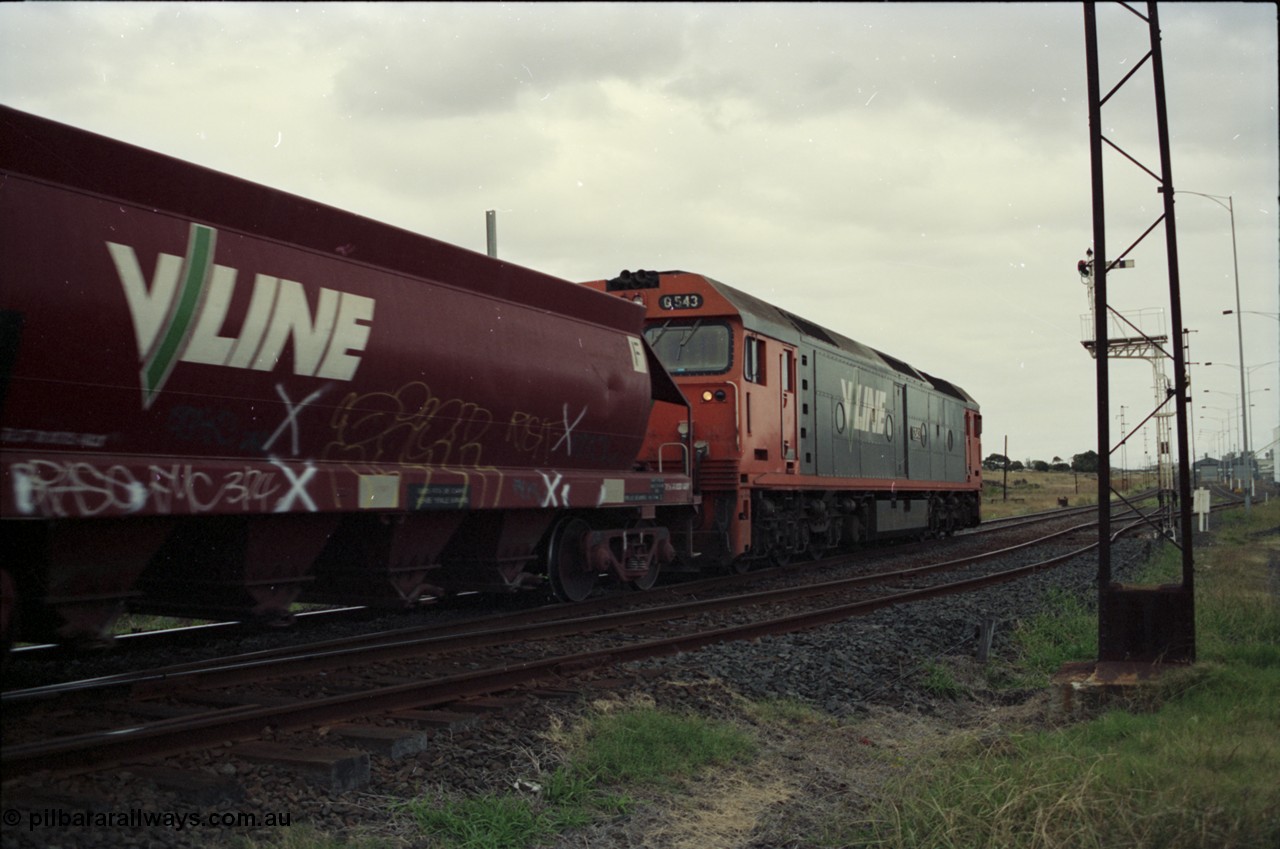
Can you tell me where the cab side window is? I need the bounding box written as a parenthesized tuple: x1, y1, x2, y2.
(744, 337, 765, 384)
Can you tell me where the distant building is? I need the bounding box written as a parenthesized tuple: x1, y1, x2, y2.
(1274, 427, 1280, 484)
(1259, 448, 1275, 485)
(1193, 455, 1222, 486)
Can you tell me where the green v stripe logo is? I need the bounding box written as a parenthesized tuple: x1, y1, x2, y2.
(140, 223, 216, 409)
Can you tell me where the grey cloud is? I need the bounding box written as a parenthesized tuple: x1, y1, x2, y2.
(658, 4, 1086, 139)
(331, 3, 690, 120)
(322, 2, 1086, 140)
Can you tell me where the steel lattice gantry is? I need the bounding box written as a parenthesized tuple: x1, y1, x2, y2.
(1082, 0, 1195, 663)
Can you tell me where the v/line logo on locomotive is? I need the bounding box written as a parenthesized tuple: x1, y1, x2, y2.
(840, 378, 889, 436)
(107, 223, 376, 408)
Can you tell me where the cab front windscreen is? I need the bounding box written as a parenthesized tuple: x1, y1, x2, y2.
(643, 321, 731, 374)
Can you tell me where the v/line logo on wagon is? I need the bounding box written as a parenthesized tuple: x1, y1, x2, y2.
(106, 223, 376, 409)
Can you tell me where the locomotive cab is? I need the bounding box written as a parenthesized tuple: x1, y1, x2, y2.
(586, 271, 789, 565)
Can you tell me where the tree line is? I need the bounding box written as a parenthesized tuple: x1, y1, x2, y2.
(982, 451, 1099, 473)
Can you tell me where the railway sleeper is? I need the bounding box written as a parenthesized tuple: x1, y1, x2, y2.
(231, 741, 370, 793)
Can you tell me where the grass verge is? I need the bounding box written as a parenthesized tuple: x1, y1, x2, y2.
(395, 705, 756, 849)
(859, 500, 1280, 849)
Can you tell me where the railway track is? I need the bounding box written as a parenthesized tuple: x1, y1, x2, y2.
(2, 499, 1142, 677)
(1, 510, 1139, 780)
(2, 503, 1132, 698)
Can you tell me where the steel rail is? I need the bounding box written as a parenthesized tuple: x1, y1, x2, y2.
(4, 517, 1102, 704)
(4, 501, 1128, 674)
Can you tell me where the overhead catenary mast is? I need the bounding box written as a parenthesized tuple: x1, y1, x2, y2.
(1080, 0, 1194, 665)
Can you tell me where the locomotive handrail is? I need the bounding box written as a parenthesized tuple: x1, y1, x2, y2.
(723, 380, 741, 453)
(657, 442, 691, 477)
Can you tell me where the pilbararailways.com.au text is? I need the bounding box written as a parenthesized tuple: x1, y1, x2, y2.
(5, 807, 293, 832)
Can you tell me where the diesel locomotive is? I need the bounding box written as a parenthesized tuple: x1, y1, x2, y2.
(0, 105, 979, 650)
(585, 270, 982, 571)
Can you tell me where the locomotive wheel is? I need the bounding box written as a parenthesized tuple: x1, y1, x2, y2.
(807, 533, 830, 561)
(928, 497, 944, 538)
(546, 517, 596, 603)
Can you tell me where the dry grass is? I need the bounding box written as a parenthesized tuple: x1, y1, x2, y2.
(982, 469, 1101, 519)
(644, 771, 795, 849)
(978, 467, 1191, 520)
(858, 500, 1280, 849)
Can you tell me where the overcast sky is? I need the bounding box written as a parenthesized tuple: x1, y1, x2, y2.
(2, 2, 1276, 467)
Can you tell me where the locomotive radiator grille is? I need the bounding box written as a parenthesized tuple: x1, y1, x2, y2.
(697, 459, 741, 491)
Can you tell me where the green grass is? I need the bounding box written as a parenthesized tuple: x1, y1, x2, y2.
(919, 661, 966, 700)
(858, 500, 1280, 849)
(1010, 587, 1099, 678)
(398, 769, 628, 849)
(395, 707, 755, 849)
(575, 706, 757, 784)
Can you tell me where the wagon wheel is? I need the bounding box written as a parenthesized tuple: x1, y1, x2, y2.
(546, 517, 596, 602)
(628, 520, 661, 591)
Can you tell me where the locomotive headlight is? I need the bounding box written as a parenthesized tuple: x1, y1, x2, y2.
(714, 389, 726, 402)
(677, 420, 689, 436)
(702, 390, 714, 402)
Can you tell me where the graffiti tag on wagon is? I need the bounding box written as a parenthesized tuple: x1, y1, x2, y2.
(323, 382, 494, 469)
(8, 459, 316, 517)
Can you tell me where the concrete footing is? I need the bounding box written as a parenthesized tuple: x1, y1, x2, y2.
(1051, 660, 1184, 721)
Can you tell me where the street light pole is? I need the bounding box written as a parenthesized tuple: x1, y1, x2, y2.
(1223, 317, 1280, 481)
(1205, 360, 1276, 497)
(1179, 190, 1251, 513)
